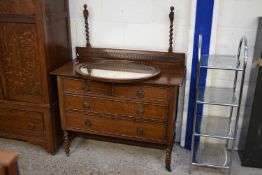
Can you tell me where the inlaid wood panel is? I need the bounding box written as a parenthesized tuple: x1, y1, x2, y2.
(64, 95, 168, 121)
(0, 107, 45, 138)
(0, 0, 35, 16)
(65, 111, 166, 143)
(0, 23, 43, 103)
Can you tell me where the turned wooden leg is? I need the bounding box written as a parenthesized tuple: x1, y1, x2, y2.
(165, 148, 172, 172)
(64, 131, 70, 156)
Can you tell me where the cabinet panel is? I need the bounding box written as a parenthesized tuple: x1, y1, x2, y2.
(0, 23, 43, 103)
(0, 79, 3, 99)
(0, 0, 35, 16)
(44, 0, 67, 15)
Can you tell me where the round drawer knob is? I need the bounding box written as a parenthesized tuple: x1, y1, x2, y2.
(136, 108, 144, 116)
(136, 127, 144, 135)
(83, 101, 90, 109)
(83, 82, 89, 92)
(136, 90, 144, 98)
(27, 123, 35, 130)
(84, 119, 92, 128)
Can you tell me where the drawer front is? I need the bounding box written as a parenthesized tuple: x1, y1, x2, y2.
(0, 108, 45, 137)
(64, 95, 168, 121)
(113, 85, 168, 102)
(0, 0, 35, 16)
(63, 78, 111, 96)
(65, 112, 166, 143)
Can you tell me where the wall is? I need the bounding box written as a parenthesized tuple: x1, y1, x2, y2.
(69, 0, 192, 57)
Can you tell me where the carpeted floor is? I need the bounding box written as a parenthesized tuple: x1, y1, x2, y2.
(0, 137, 261, 175)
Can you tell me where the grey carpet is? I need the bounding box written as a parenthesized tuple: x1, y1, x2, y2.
(0, 137, 261, 175)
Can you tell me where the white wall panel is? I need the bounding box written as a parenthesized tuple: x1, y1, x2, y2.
(69, 0, 192, 58)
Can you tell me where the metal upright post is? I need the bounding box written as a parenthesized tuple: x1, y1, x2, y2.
(190, 34, 202, 174)
(228, 37, 248, 175)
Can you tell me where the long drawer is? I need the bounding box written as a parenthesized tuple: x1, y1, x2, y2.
(0, 107, 45, 137)
(64, 94, 168, 121)
(65, 112, 166, 143)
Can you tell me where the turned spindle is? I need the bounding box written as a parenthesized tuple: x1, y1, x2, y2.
(168, 6, 174, 53)
(83, 4, 91, 47)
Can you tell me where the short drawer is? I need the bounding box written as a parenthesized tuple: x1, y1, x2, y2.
(0, 0, 35, 16)
(0, 108, 45, 137)
(113, 85, 168, 102)
(64, 95, 168, 121)
(65, 112, 166, 143)
(63, 78, 111, 96)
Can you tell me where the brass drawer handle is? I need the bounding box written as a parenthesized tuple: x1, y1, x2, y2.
(136, 108, 144, 116)
(27, 123, 35, 130)
(136, 127, 144, 136)
(83, 82, 89, 92)
(84, 119, 92, 128)
(83, 101, 90, 109)
(136, 90, 144, 98)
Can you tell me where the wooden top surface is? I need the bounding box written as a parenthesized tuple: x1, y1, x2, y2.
(0, 151, 19, 166)
(52, 60, 186, 87)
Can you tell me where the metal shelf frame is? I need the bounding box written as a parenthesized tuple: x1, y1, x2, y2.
(190, 35, 248, 174)
(195, 115, 234, 139)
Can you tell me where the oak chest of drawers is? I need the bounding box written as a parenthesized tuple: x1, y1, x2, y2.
(52, 4, 185, 171)
(52, 47, 185, 171)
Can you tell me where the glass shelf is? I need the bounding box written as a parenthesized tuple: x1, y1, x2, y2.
(192, 139, 231, 169)
(197, 87, 239, 107)
(195, 115, 234, 139)
(200, 55, 244, 71)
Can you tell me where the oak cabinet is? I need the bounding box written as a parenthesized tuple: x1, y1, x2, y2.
(0, 0, 72, 153)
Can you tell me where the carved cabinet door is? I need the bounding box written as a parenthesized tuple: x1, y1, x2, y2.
(0, 23, 43, 103)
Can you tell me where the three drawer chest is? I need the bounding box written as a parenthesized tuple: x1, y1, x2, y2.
(51, 5, 185, 171)
(52, 47, 185, 171)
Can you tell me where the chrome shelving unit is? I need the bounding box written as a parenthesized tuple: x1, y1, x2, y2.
(190, 35, 248, 174)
